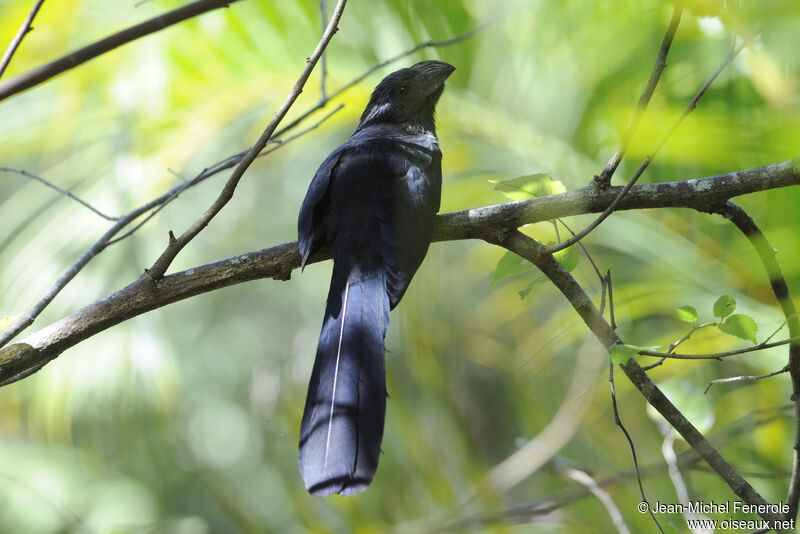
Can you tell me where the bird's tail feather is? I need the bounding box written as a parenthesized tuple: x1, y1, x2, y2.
(298, 265, 390, 496)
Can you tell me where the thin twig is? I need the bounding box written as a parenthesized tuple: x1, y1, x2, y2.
(547, 41, 746, 254)
(145, 0, 348, 280)
(0, 166, 117, 221)
(705, 366, 789, 394)
(105, 104, 346, 247)
(642, 322, 717, 371)
(0, 0, 46, 79)
(636, 336, 800, 360)
(763, 312, 799, 345)
(319, 0, 328, 101)
(607, 270, 617, 331)
(609, 363, 664, 532)
(557, 219, 602, 279)
(596, 1, 684, 186)
(0, 0, 241, 101)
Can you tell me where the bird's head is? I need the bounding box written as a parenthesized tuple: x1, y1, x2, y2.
(357, 60, 455, 133)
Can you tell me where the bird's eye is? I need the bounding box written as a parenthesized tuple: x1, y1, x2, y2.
(398, 85, 409, 96)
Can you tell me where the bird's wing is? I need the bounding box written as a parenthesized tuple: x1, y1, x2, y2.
(298, 148, 344, 268)
(376, 140, 441, 308)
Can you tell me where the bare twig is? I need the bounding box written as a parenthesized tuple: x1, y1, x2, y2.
(0, 104, 344, 350)
(105, 104, 346, 247)
(0, 0, 241, 101)
(0, 166, 117, 220)
(0, 0, 46, 79)
(547, 41, 746, 254)
(705, 366, 789, 394)
(609, 363, 663, 532)
(596, 1, 684, 186)
(319, 0, 328, 101)
(763, 312, 799, 345)
(636, 336, 800, 360)
(642, 322, 718, 371)
(144, 0, 348, 280)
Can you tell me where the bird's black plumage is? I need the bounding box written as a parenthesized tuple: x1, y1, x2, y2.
(297, 60, 454, 496)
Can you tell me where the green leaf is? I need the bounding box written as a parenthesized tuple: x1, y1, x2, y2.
(492, 251, 534, 286)
(673, 305, 698, 323)
(490, 173, 567, 201)
(610, 344, 643, 364)
(554, 245, 579, 272)
(713, 295, 736, 318)
(518, 277, 547, 299)
(718, 314, 758, 344)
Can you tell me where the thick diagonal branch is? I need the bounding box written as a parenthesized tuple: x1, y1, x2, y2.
(496, 230, 779, 524)
(715, 202, 800, 520)
(1, 159, 797, 384)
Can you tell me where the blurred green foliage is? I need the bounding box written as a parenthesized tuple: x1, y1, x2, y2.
(0, 0, 799, 532)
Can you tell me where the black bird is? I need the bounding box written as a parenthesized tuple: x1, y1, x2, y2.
(297, 60, 454, 496)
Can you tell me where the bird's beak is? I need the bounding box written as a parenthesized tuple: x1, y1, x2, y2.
(412, 60, 455, 96)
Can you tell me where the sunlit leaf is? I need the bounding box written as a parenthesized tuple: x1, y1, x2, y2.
(673, 305, 698, 323)
(610, 344, 643, 364)
(718, 314, 758, 344)
(554, 245, 579, 272)
(491, 251, 534, 286)
(713, 295, 736, 318)
(518, 277, 546, 299)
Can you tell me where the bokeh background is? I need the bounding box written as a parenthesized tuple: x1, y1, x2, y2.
(1, 0, 799, 532)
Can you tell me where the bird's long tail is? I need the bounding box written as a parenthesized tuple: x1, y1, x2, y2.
(298, 263, 390, 496)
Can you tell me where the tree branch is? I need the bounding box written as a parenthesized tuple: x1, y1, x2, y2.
(2, 159, 798, 383)
(0, 0, 241, 101)
(714, 201, 800, 520)
(144, 0, 348, 280)
(497, 231, 779, 524)
(705, 366, 789, 394)
(548, 40, 746, 254)
(636, 336, 800, 361)
(0, 166, 116, 220)
(0, 0, 46, 79)
(596, 0, 684, 185)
